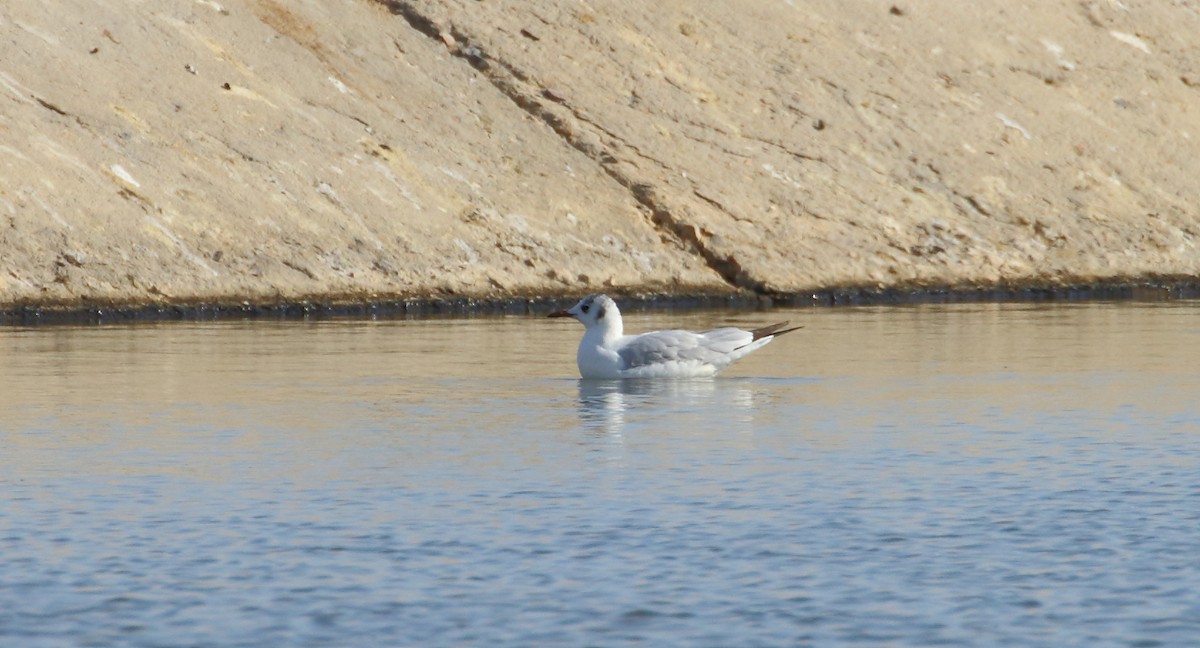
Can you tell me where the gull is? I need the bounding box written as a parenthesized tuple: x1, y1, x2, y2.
(548, 294, 801, 379)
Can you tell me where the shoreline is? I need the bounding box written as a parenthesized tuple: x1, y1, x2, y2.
(4, 280, 1198, 326)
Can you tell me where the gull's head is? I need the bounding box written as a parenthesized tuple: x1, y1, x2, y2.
(548, 293, 620, 330)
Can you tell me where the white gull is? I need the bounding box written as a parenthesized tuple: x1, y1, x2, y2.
(548, 294, 801, 379)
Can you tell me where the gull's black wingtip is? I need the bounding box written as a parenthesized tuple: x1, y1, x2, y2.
(750, 321, 804, 341)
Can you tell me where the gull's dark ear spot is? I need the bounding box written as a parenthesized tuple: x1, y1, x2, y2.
(596, 305, 607, 320)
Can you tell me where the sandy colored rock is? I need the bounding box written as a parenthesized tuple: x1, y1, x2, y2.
(0, 0, 724, 308)
(420, 0, 1200, 292)
(3, 0, 1200, 312)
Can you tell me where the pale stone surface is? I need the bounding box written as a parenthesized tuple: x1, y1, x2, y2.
(3, 0, 1200, 310)
(0, 0, 724, 307)
(418, 0, 1200, 292)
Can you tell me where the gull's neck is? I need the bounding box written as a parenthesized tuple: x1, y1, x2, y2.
(584, 310, 624, 346)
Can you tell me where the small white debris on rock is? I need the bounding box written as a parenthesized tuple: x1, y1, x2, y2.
(328, 76, 352, 94)
(110, 164, 140, 188)
(1109, 31, 1150, 54)
(995, 113, 1033, 140)
(1040, 39, 1076, 70)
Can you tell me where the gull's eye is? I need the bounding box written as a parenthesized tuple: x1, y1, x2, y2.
(580, 304, 590, 313)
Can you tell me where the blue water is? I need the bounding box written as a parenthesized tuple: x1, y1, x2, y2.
(2, 302, 1199, 646)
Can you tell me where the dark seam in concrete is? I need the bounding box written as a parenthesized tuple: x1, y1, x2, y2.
(374, 0, 764, 292)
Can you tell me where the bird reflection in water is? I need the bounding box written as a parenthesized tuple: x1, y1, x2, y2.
(576, 378, 758, 438)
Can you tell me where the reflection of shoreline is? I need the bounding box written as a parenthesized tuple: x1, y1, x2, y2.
(576, 378, 757, 437)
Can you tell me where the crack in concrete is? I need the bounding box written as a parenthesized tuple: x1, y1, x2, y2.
(374, 0, 763, 292)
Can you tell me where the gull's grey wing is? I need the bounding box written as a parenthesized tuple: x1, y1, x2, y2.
(697, 327, 756, 352)
(617, 328, 753, 369)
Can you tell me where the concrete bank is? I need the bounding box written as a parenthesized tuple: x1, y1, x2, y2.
(3, 1, 1200, 321)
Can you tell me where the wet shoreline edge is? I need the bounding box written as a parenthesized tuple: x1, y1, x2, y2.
(4, 280, 1199, 326)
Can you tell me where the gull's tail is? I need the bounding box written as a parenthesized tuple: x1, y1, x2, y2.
(749, 321, 804, 342)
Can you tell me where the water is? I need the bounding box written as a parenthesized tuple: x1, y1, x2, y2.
(2, 302, 1199, 647)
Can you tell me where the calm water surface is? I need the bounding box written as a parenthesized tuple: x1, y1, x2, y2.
(2, 302, 1200, 646)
